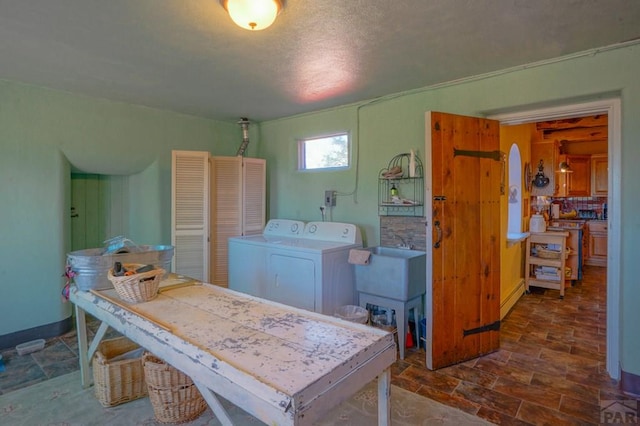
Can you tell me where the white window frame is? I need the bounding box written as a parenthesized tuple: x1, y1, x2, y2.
(297, 132, 350, 171)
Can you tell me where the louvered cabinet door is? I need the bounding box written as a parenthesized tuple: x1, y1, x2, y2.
(210, 156, 242, 287)
(172, 150, 209, 281)
(242, 158, 266, 236)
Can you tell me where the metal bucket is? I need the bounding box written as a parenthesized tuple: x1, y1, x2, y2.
(67, 245, 174, 291)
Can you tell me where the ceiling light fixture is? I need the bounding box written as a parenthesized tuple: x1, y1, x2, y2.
(221, 0, 283, 31)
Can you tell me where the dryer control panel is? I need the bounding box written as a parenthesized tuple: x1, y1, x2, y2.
(303, 222, 362, 244)
(263, 219, 305, 237)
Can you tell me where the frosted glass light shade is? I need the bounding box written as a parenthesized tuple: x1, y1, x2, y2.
(222, 0, 282, 31)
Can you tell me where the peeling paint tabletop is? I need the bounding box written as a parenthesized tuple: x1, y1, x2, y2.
(70, 276, 396, 425)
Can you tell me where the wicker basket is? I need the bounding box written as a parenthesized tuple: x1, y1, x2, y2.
(93, 337, 147, 407)
(142, 352, 207, 423)
(536, 247, 571, 259)
(536, 248, 561, 259)
(107, 263, 165, 303)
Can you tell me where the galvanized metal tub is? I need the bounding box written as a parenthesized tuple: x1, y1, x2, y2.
(67, 245, 174, 291)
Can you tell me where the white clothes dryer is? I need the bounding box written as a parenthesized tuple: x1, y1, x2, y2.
(228, 220, 362, 315)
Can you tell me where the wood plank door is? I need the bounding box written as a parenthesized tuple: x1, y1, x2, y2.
(424, 111, 502, 370)
(70, 173, 108, 251)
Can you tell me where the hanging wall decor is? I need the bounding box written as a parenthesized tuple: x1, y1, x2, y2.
(532, 159, 550, 188)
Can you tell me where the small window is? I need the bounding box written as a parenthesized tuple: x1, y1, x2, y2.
(298, 133, 349, 171)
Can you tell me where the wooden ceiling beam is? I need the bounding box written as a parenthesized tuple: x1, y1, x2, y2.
(542, 125, 608, 142)
(536, 114, 608, 130)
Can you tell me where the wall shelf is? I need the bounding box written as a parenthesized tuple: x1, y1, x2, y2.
(378, 153, 424, 217)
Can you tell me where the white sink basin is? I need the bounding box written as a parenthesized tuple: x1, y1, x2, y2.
(354, 246, 426, 301)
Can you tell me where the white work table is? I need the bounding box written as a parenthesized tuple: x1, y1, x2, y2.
(70, 276, 396, 425)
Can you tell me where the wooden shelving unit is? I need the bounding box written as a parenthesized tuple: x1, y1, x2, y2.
(525, 231, 569, 299)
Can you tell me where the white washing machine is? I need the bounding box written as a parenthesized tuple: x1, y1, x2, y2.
(228, 220, 363, 315)
(228, 219, 305, 297)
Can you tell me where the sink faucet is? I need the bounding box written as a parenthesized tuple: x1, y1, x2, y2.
(394, 234, 413, 249)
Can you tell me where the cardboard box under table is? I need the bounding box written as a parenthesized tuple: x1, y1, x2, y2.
(70, 276, 396, 425)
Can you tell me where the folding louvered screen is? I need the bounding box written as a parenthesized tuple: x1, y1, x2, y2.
(209, 156, 266, 287)
(242, 158, 266, 236)
(172, 151, 266, 286)
(171, 151, 209, 281)
(210, 156, 242, 287)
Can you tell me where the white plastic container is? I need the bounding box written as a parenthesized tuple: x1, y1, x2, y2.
(530, 214, 547, 233)
(16, 338, 45, 355)
(334, 305, 368, 324)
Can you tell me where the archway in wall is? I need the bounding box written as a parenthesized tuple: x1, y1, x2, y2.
(71, 173, 129, 251)
(507, 144, 523, 237)
(490, 98, 620, 379)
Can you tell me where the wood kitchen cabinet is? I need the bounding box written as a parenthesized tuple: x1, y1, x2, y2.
(591, 154, 608, 196)
(557, 154, 591, 196)
(586, 220, 608, 266)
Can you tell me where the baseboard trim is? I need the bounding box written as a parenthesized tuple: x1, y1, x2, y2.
(0, 316, 73, 350)
(500, 279, 525, 319)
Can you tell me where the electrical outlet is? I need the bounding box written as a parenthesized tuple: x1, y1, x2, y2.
(324, 190, 336, 207)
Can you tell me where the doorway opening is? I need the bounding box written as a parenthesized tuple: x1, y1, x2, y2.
(70, 173, 130, 252)
(490, 97, 620, 379)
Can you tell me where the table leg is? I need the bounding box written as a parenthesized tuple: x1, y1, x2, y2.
(193, 380, 234, 426)
(75, 304, 91, 388)
(377, 368, 391, 426)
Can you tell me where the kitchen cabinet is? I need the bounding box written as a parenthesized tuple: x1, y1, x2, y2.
(586, 220, 608, 266)
(557, 154, 591, 196)
(591, 154, 608, 196)
(525, 231, 569, 299)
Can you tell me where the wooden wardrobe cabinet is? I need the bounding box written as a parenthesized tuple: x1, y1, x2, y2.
(172, 151, 266, 285)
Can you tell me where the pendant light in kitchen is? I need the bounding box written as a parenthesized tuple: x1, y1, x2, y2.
(559, 161, 573, 173)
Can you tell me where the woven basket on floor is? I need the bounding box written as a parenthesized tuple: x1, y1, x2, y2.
(93, 337, 147, 407)
(142, 352, 207, 424)
(107, 263, 165, 303)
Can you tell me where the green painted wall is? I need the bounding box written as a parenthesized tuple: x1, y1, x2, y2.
(2, 43, 639, 381)
(258, 44, 640, 377)
(0, 80, 252, 338)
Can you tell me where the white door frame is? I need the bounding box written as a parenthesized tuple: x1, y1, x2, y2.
(489, 98, 621, 380)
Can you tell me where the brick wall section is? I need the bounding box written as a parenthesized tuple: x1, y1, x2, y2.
(380, 216, 427, 251)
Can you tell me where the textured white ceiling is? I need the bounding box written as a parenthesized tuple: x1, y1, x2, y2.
(1, 0, 639, 122)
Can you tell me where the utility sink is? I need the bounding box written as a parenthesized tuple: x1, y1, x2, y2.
(354, 246, 426, 302)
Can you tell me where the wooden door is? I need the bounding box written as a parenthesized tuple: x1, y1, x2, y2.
(425, 111, 501, 370)
(172, 150, 209, 281)
(70, 174, 108, 251)
(209, 156, 266, 287)
(210, 156, 242, 287)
